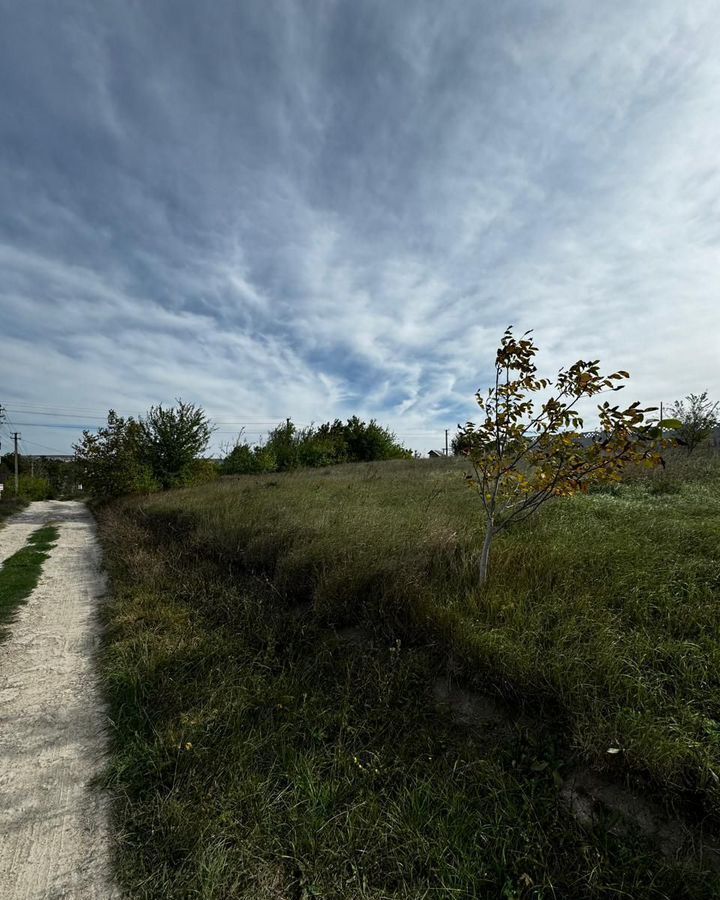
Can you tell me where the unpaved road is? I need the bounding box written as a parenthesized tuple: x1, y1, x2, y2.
(0, 501, 119, 899)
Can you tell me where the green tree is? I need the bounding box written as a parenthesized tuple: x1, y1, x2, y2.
(221, 441, 261, 475)
(74, 411, 156, 500)
(342, 416, 411, 462)
(460, 328, 664, 585)
(450, 431, 475, 456)
(221, 417, 411, 476)
(140, 400, 214, 489)
(264, 421, 300, 472)
(667, 392, 718, 454)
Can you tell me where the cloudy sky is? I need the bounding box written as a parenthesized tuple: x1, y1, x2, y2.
(1, 0, 719, 456)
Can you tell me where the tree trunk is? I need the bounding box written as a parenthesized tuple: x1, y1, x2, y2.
(479, 520, 494, 586)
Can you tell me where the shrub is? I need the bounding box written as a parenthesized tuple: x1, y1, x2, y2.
(17, 475, 53, 501)
(221, 417, 412, 475)
(668, 392, 718, 454)
(182, 459, 220, 486)
(74, 412, 159, 501)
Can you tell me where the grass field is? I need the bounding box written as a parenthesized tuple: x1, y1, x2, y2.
(97, 449, 720, 897)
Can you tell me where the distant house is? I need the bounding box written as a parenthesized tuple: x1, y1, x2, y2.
(428, 450, 446, 458)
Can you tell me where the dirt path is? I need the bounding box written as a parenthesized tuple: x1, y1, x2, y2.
(0, 501, 120, 899)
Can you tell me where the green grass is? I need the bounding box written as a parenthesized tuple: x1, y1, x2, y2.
(0, 524, 59, 636)
(124, 450, 720, 805)
(98, 503, 719, 898)
(96, 448, 720, 897)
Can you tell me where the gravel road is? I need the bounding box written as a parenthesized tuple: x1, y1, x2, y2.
(0, 500, 119, 899)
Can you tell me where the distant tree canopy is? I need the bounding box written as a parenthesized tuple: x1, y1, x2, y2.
(74, 400, 215, 499)
(221, 417, 411, 475)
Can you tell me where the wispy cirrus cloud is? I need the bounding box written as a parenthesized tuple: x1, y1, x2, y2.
(0, 0, 718, 454)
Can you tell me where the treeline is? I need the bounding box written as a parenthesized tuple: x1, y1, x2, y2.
(73, 402, 411, 499)
(222, 417, 411, 475)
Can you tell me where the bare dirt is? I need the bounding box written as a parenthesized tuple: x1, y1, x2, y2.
(0, 501, 120, 899)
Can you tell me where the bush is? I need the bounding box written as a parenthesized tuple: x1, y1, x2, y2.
(17, 475, 53, 501)
(182, 459, 220, 486)
(221, 442, 267, 475)
(74, 411, 159, 500)
(140, 400, 214, 489)
(221, 417, 412, 475)
(74, 401, 214, 500)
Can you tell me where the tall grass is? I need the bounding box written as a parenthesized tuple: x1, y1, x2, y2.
(97, 485, 720, 898)
(126, 450, 720, 811)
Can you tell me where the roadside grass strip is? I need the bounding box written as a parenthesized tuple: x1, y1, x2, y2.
(0, 525, 59, 638)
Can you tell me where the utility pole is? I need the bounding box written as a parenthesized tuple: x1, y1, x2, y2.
(445, 429, 449, 456)
(12, 432, 20, 496)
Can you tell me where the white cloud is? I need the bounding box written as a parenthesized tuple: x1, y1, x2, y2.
(1, 0, 719, 455)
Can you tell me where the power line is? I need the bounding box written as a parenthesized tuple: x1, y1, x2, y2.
(6, 409, 109, 420)
(4, 407, 444, 431)
(7, 422, 101, 429)
(6, 409, 298, 424)
(16, 436, 69, 454)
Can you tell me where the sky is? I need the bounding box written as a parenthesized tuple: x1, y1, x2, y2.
(1, 0, 719, 457)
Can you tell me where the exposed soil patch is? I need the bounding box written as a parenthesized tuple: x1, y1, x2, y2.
(561, 769, 720, 871)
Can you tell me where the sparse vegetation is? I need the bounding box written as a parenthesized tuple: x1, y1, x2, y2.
(97, 447, 720, 897)
(0, 497, 27, 522)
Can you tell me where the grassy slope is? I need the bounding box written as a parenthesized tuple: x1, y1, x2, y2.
(98, 499, 718, 898)
(0, 525, 59, 637)
(129, 451, 720, 805)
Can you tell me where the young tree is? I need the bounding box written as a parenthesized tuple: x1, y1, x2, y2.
(667, 392, 718, 454)
(140, 399, 214, 488)
(460, 328, 665, 585)
(74, 411, 156, 500)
